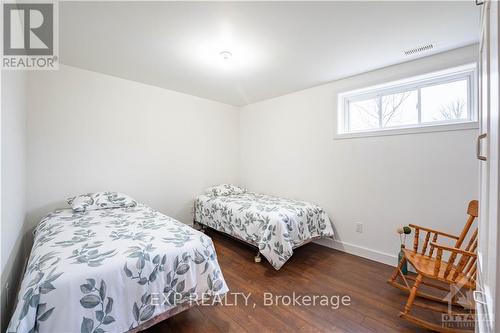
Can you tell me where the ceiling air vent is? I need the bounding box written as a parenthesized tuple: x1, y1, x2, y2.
(403, 43, 434, 56)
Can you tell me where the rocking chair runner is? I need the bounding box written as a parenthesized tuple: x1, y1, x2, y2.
(388, 200, 478, 333)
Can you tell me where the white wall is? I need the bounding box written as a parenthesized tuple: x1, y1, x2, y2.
(26, 65, 239, 228)
(239, 45, 479, 264)
(7, 45, 480, 289)
(1, 70, 28, 331)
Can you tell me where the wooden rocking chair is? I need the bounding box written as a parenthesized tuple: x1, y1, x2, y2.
(388, 200, 478, 332)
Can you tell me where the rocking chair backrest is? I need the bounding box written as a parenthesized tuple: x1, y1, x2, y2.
(455, 200, 478, 242)
(453, 228, 478, 282)
(443, 200, 478, 282)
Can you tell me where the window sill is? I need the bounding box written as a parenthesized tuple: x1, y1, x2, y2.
(334, 121, 479, 140)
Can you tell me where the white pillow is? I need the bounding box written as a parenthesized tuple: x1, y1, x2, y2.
(205, 184, 246, 197)
(67, 192, 137, 212)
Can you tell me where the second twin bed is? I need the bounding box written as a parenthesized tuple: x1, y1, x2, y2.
(194, 185, 334, 270)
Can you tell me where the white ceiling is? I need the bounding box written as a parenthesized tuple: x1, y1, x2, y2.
(60, 1, 480, 106)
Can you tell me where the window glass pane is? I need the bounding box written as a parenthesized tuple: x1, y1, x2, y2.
(348, 98, 379, 131)
(421, 79, 468, 123)
(381, 90, 418, 128)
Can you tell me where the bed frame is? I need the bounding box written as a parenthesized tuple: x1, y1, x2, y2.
(193, 220, 322, 264)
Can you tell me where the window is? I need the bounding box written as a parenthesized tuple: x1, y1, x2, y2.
(336, 64, 477, 138)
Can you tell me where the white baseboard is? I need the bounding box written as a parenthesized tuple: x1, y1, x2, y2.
(314, 238, 398, 267)
(196, 221, 400, 268)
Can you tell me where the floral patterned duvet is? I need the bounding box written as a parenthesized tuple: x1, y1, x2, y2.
(194, 192, 334, 270)
(7, 205, 228, 333)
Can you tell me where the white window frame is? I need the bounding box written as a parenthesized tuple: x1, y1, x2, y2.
(335, 63, 478, 139)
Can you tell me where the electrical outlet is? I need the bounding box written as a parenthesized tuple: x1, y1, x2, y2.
(356, 223, 363, 233)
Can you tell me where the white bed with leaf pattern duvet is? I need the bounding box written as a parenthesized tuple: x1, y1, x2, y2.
(7, 192, 228, 333)
(194, 185, 334, 270)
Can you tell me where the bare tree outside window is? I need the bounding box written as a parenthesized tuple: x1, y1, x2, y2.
(437, 98, 466, 121)
(349, 91, 415, 130)
(350, 99, 379, 130)
(340, 65, 475, 135)
(381, 91, 414, 126)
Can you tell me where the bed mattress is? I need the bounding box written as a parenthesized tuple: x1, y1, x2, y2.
(7, 204, 228, 333)
(194, 192, 334, 270)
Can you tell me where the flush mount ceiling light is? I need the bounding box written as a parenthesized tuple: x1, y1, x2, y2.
(188, 23, 261, 72)
(219, 50, 232, 61)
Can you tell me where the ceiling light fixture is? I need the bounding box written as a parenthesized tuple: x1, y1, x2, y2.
(219, 50, 232, 62)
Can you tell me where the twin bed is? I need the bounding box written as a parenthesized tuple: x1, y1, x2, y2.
(194, 185, 334, 270)
(7, 196, 228, 333)
(8, 187, 334, 332)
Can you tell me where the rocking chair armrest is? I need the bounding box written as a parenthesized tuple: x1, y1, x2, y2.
(429, 242, 476, 258)
(408, 224, 459, 240)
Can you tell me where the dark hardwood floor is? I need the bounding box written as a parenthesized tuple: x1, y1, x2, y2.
(146, 230, 431, 333)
